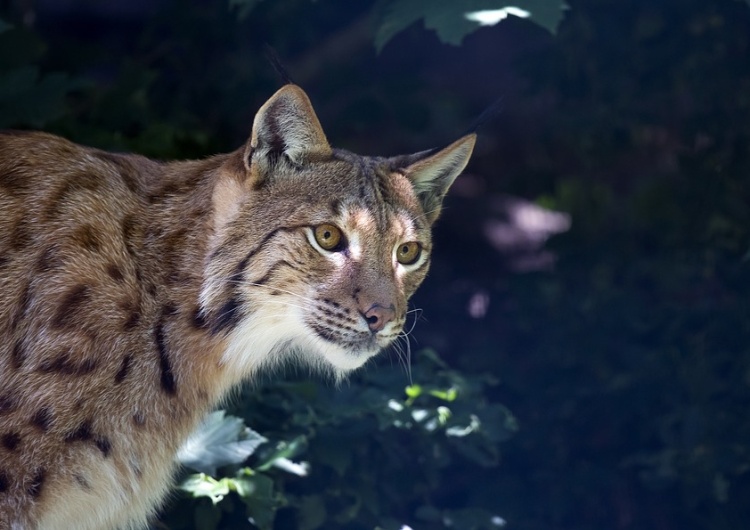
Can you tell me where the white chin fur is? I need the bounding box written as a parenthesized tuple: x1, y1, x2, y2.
(220, 304, 379, 385)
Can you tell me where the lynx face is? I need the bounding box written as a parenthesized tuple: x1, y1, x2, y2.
(207, 155, 437, 376)
(202, 86, 475, 378)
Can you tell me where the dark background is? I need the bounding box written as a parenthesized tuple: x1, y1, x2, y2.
(1, 0, 749, 529)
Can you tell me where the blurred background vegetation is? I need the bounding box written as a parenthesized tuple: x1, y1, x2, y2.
(1, 0, 749, 528)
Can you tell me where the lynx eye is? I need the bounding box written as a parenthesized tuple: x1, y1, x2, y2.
(396, 241, 422, 265)
(314, 223, 345, 251)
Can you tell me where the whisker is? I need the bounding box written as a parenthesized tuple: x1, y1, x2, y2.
(395, 332, 413, 384)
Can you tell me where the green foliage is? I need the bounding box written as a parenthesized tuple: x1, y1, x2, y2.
(0, 21, 81, 128)
(164, 350, 513, 529)
(374, 0, 567, 50)
(228, 0, 568, 51)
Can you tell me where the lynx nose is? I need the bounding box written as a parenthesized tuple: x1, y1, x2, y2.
(363, 303, 396, 333)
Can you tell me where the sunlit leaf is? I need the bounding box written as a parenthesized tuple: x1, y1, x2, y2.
(255, 435, 307, 472)
(429, 387, 458, 401)
(180, 474, 231, 504)
(177, 410, 267, 475)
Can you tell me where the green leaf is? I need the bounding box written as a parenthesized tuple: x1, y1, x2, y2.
(238, 473, 279, 529)
(429, 387, 458, 401)
(255, 435, 307, 472)
(375, 0, 568, 51)
(180, 474, 231, 504)
(405, 384, 423, 399)
(177, 410, 267, 475)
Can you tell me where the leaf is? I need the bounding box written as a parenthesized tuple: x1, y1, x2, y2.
(238, 473, 279, 529)
(375, 0, 568, 52)
(255, 435, 308, 472)
(180, 474, 231, 504)
(476, 404, 519, 443)
(177, 410, 267, 475)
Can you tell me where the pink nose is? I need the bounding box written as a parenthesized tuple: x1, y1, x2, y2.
(363, 304, 396, 332)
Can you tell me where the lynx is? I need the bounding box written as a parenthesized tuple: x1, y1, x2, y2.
(0, 84, 475, 529)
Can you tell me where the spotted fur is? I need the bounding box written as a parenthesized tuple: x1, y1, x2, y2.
(0, 85, 474, 529)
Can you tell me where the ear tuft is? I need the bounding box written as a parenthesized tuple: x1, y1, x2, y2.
(400, 134, 476, 224)
(247, 85, 331, 175)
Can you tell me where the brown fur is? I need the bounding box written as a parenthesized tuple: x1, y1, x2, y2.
(0, 85, 474, 529)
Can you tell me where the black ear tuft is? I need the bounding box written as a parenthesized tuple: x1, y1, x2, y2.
(264, 45, 295, 86)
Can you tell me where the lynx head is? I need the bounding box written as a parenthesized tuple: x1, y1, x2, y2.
(203, 85, 475, 380)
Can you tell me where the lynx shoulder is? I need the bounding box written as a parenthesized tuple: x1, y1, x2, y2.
(0, 84, 474, 529)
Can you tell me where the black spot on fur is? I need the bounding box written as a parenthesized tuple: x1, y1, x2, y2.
(28, 469, 45, 498)
(0, 394, 17, 415)
(64, 421, 92, 443)
(0, 166, 31, 194)
(38, 351, 97, 376)
(190, 307, 208, 330)
(0, 471, 8, 492)
(114, 354, 132, 384)
(106, 263, 125, 282)
(1, 432, 21, 451)
(123, 310, 141, 331)
(53, 285, 91, 328)
(37, 245, 63, 272)
(8, 218, 28, 248)
(154, 321, 176, 395)
(10, 217, 32, 250)
(31, 407, 52, 431)
(65, 421, 112, 457)
(210, 296, 244, 335)
(72, 224, 103, 251)
(10, 283, 31, 332)
(11, 340, 26, 370)
(95, 437, 112, 457)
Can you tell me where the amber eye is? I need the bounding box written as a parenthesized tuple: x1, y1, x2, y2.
(396, 241, 422, 265)
(314, 224, 345, 251)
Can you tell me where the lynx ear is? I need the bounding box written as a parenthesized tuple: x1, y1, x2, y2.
(246, 84, 331, 177)
(400, 134, 476, 224)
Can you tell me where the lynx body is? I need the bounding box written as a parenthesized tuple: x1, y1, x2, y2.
(0, 85, 474, 529)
